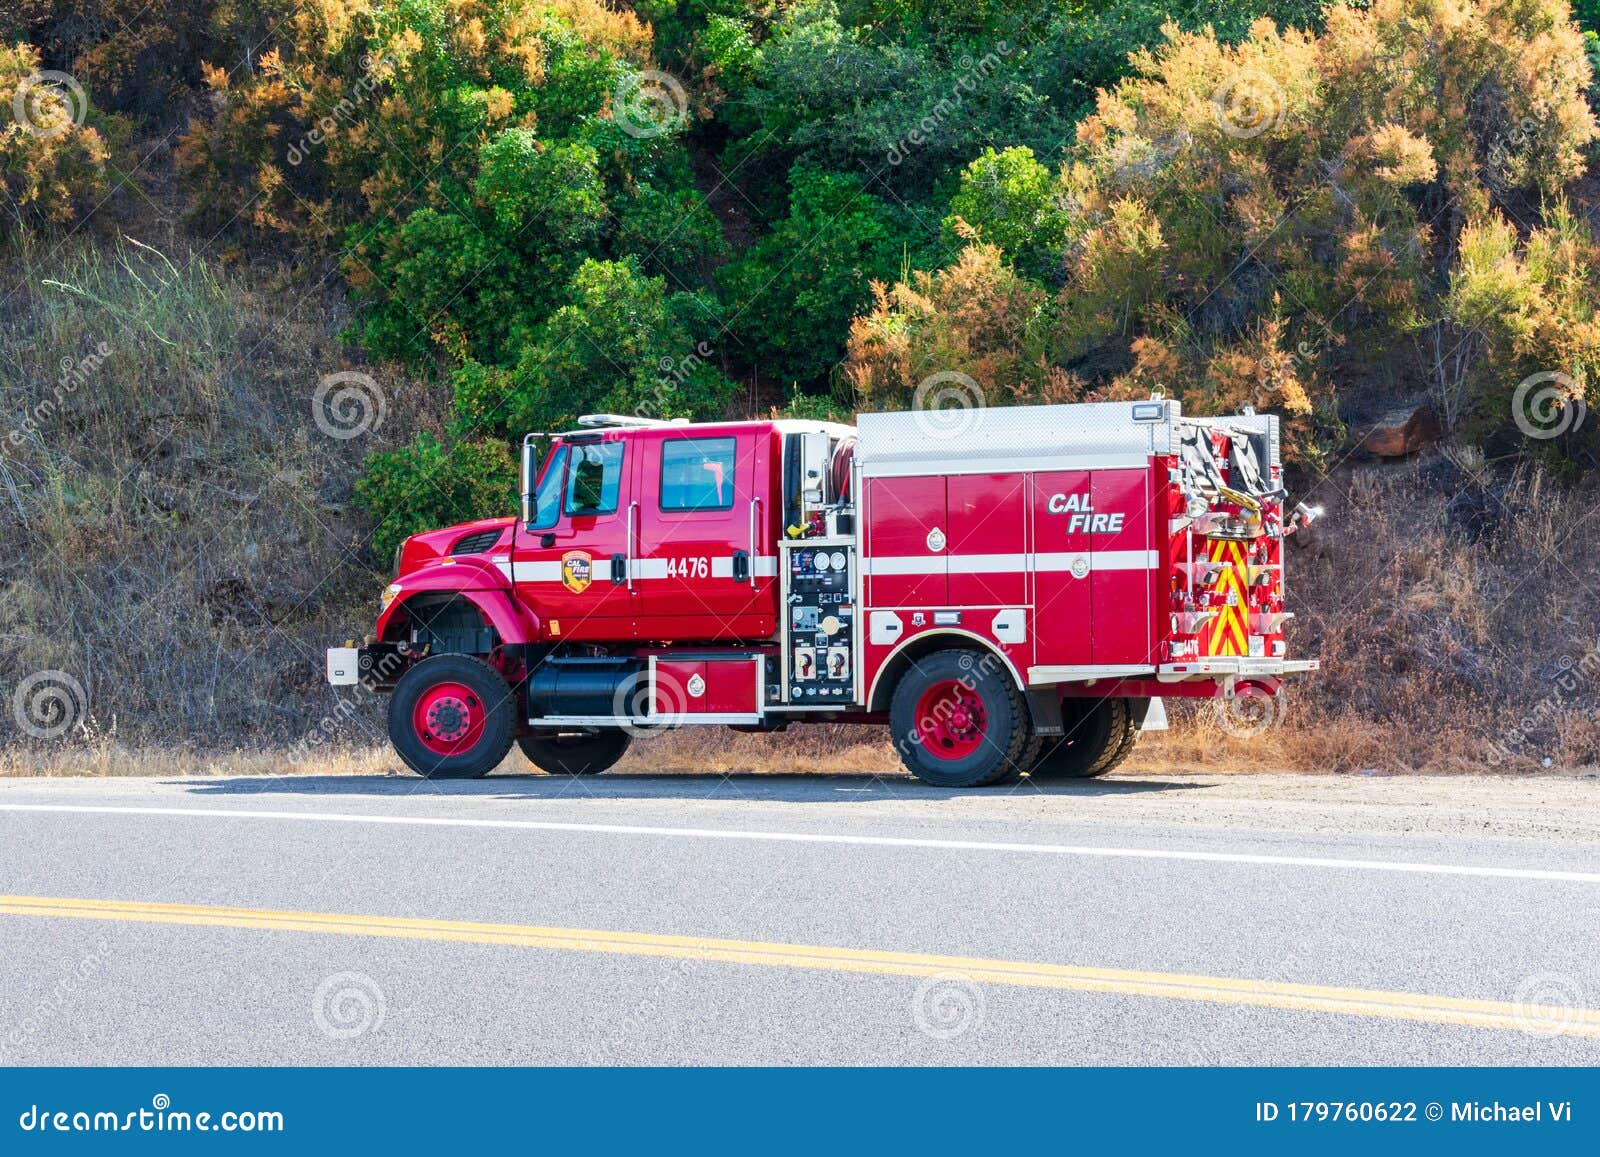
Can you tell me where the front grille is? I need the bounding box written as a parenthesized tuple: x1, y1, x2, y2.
(450, 529, 503, 556)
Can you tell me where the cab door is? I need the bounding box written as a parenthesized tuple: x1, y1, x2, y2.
(510, 435, 636, 640)
(632, 429, 774, 641)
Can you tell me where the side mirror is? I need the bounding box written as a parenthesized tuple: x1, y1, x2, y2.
(519, 440, 536, 527)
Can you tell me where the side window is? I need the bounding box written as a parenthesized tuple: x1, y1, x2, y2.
(564, 441, 625, 516)
(660, 437, 737, 512)
(529, 445, 568, 530)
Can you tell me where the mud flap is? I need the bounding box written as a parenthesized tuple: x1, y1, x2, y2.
(1130, 696, 1168, 732)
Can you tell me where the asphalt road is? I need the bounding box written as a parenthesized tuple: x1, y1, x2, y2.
(1, 770, 1598, 1065)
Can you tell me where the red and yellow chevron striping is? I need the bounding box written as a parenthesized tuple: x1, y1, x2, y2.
(1205, 539, 1250, 656)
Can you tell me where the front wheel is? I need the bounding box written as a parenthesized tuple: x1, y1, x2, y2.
(889, 649, 1033, 788)
(387, 655, 518, 779)
(518, 728, 631, 775)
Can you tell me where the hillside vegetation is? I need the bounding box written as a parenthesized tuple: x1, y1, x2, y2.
(3, 0, 1600, 772)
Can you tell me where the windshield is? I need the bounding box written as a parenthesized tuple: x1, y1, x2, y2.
(529, 444, 569, 530)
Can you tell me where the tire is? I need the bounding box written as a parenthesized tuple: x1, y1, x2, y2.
(1031, 697, 1134, 780)
(387, 654, 518, 779)
(889, 649, 1032, 788)
(519, 728, 631, 775)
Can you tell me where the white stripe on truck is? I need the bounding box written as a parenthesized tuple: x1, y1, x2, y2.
(862, 551, 1158, 577)
(500, 557, 778, 583)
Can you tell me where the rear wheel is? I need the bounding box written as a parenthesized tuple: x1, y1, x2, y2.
(1031, 697, 1135, 780)
(388, 655, 517, 779)
(890, 649, 1032, 788)
(518, 728, 631, 775)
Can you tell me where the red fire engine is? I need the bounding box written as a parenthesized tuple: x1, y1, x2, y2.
(326, 400, 1319, 787)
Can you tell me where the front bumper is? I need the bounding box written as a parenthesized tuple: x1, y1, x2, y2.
(325, 643, 406, 690)
(326, 647, 360, 686)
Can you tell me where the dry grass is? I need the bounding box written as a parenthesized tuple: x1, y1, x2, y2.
(0, 741, 397, 778)
(1269, 448, 1600, 772)
(0, 204, 448, 756)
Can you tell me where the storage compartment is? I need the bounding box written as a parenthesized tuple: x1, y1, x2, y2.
(651, 655, 763, 722)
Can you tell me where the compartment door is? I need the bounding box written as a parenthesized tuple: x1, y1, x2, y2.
(947, 473, 1027, 607)
(1029, 472, 1092, 668)
(863, 475, 947, 607)
(1089, 468, 1154, 665)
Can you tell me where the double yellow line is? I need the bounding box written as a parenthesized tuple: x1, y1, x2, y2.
(6, 893, 1598, 1039)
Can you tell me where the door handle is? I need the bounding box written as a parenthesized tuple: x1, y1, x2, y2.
(749, 498, 762, 583)
(611, 553, 627, 585)
(733, 550, 750, 582)
(627, 501, 639, 591)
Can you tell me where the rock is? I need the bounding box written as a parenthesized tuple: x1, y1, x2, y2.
(1357, 403, 1442, 458)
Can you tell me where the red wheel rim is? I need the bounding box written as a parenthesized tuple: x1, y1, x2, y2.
(913, 678, 988, 760)
(412, 681, 485, 756)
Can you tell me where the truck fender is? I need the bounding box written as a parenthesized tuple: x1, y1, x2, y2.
(376, 561, 539, 645)
(866, 629, 1027, 713)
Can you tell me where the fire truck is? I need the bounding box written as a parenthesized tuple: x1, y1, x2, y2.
(326, 399, 1319, 787)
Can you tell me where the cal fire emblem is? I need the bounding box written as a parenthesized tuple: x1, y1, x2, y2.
(560, 550, 593, 593)
(686, 673, 706, 698)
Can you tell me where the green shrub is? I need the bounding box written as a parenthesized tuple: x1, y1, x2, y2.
(455, 257, 734, 437)
(943, 146, 1068, 282)
(719, 167, 909, 388)
(355, 433, 518, 561)
(352, 209, 543, 367)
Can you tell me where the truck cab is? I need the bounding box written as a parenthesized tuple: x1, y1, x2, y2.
(328, 403, 1319, 787)
(509, 418, 793, 644)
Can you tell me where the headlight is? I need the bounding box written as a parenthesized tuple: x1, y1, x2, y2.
(1185, 494, 1209, 519)
(381, 583, 402, 612)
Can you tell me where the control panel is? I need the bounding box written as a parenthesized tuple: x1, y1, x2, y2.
(779, 540, 857, 705)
